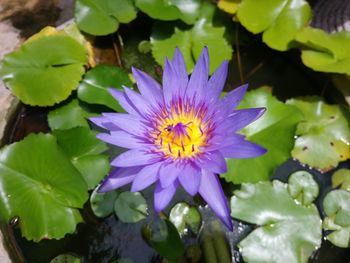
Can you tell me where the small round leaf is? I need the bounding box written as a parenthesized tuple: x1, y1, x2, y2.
(169, 202, 201, 236)
(90, 187, 119, 218)
(288, 171, 319, 205)
(114, 191, 148, 223)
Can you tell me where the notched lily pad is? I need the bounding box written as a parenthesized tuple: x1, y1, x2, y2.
(0, 133, 88, 241)
(237, 0, 311, 51)
(90, 186, 119, 218)
(114, 191, 148, 223)
(0, 33, 87, 106)
(288, 170, 319, 206)
(223, 88, 302, 183)
(169, 202, 201, 236)
(230, 180, 322, 263)
(287, 97, 350, 171)
(332, 169, 350, 192)
(323, 189, 350, 248)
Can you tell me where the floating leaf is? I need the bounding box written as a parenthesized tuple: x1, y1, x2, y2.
(90, 187, 119, 218)
(288, 171, 319, 206)
(230, 180, 322, 263)
(296, 28, 350, 74)
(53, 127, 109, 190)
(77, 65, 132, 111)
(114, 191, 148, 223)
(0, 134, 88, 241)
(217, 0, 240, 15)
(135, 0, 201, 24)
(74, 0, 137, 35)
(237, 0, 311, 51)
(50, 254, 81, 263)
(142, 218, 185, 261)
(169, 202, 201, 236)
(223, 88, 302, 183)
(0, 35, 87, 106)
(48, 99, 91, 130)
(287, 97, 350, 171)
(323, 190, 350, 248)
(151, 4, 233, 74)
(332, 169, 350, 192)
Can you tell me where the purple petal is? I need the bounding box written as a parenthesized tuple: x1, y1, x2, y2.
(108, 88, 139, 116)
(124, 87, 153, 116)
(219, 84, 248, 115)
(96, 131, 145, 149)
(199, 170, 232, 230)
(98, 166, 143, 192)
(171, 48, 188, 92)
(111, 148, 161, 167)
(195, 151, 227, 174)
(131, 67, 163, 107)
(154, 181, 178, 212)
(206, 60, 229, 104)
(131, 162, 162, 192)
(201, 134, 245, 152)
(102, 113, 147, 136)
(220, 140, 267, 158)
(163, 58, 179, 105)
(159, 161, 183, 188)
(89, 116, 120, 131)
(185, 47, 209, 101)
(178, 163, 201, 196)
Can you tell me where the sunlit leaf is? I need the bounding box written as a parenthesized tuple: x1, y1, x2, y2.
(230, 180, 322, 263)
(75, 0, 137, 35)
(77, 65, 132, 111)
(114, 191, 148, 223)
(0, 134, 88, 241)
(48, 99, 90, 130)
(169, 202, 201, 236)
(287, 97, 350, 171)
(237, 0, 311, 51)
(296, 27, 350, 74)
(288, 171, 319, 206)
(53, 127, 109, 190)
(223, 88, 302, 183)
(90, 187, 119, 218)
(323, 189, 350, 248)
(50, 254, 81, 263)
(218, 0, 240, 15)
(0, 35, 87, 106)
(332, 169, 350, 192)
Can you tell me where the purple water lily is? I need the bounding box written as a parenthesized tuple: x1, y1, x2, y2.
(91, 48, 266, 230)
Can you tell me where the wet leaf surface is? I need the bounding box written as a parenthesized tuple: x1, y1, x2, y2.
(90, 187, 119, 218)
(114, 191, 148, 223)
(169, 202, 201, 236)
(288, 170, 319, 206)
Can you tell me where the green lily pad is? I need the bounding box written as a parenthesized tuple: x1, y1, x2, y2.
(0, 133, 88, 241)
(74, 0, 137, 35)
(77, 65, 132, 111)
(323, 189, 350, 247)
(332, 169, 350, 192)
(53, 127, 109, 190)
(217, 0, 240, 15)
(151, 3, 233, 74)
(223, 88, 302, 184)
(287, 97, 350, 171)
(296, 28, 350, 74)
(169, 202, 201, 236)
(114, 191, 148, 223)
(230, 180, 322, 263)
(237, 0, 311, 51)
(48, 99, 91, 130)
(0, 35, 87, 106)
(288, 171, 319, 206)
(50, 254, 81, 263)
(135, 0, 201, 24)
(90, 187, 119, 218)
(142, 218, 185, 261)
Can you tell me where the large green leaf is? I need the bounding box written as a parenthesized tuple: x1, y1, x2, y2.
(53, 127, 109, 190)
(114, 191, 148, 223)
(0, 35, 87, 106)
(151, 3, 233, 74)
(135, 0, 201, 24)
(223, 88, 302, 184)
(230, 180, 322, 263)
(48, 99, 91, 130)
(287, 97, 350, 171)
(323, 190, 350, 248)
(77, 65, 132, 112)
(237, 0, 311, 51)
(296, 27, 350, 74)
(0, 133, 88, 241)
(74, 0, 136, 35)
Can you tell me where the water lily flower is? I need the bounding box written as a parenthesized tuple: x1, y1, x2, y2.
(91, 48, 266, 230)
